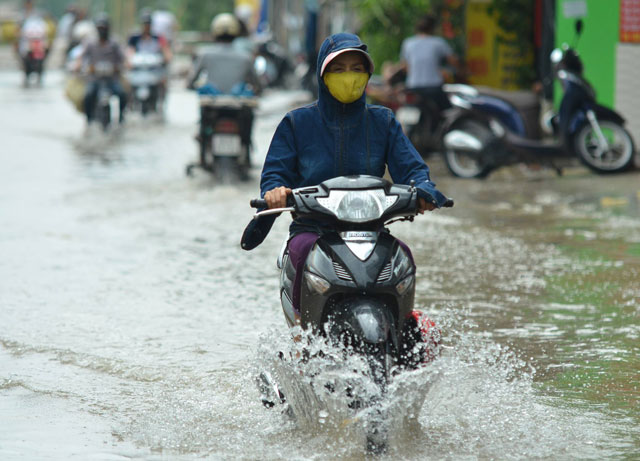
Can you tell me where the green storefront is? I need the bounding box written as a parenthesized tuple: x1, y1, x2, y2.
(555, 0, 640, 148)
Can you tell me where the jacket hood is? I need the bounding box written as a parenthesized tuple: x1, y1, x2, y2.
(316, 33, 373, 117)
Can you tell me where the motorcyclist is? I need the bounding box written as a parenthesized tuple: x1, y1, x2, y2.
(150, 2, 178, 47)
(186, 13, 259, 95)
(66, 19, 96, 73)
(127, 10, 171, 108)
(81, 14, 127, 124)
(64, 20, 96, 114)
(186, 13, 260, 164)
(127, 10, 172, 64)
(249, 33, 450, 324)
(14, 0, 50, 86)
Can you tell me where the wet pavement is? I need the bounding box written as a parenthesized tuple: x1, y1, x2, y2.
(0, 65, 639, 460)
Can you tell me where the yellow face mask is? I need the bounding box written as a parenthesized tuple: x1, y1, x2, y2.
(323, 71, 370, 104)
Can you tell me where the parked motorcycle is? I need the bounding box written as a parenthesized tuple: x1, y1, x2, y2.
(367, 79, 450, 158)
(186, 95, 257, 182)
(244, 175, 452, 453)
(127, 51, 165, 116)
(396, 89, 450, 158)
(441, 20, 635, 178)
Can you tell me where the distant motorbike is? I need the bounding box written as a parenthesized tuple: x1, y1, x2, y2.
(244, 175, 452, 453)
(254, 38, 292, 88)
(18, 18, 49, 86)
(186, 94, 257, 182)
(92, 61, 118, 131)
(127, 51, 165, 116)
(441, 20, 636, 178)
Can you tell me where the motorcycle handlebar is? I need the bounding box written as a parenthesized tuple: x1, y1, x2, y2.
(251, 197, 454, 209)
(250, 199, 268, 209)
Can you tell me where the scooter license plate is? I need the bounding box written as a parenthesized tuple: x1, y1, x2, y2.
(212, 134, 241, 156)
(396, 106, 421, 126)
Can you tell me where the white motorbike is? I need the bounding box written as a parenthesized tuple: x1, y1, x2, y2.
(127, 52, 165, 116)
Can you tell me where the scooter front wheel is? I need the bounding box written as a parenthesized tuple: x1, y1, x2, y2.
(364, 342, 392, 455)
(574, 120, 635, 173)
(99, 104, 111, 131)
(442, 119, 494, 179)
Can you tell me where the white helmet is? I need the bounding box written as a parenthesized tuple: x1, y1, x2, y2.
(210, 13, 240, 39)
(71, 20, 97, 44)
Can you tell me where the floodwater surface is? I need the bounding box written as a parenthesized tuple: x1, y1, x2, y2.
(0, 69, 639, 460)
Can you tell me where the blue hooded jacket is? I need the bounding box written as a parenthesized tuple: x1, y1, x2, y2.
(242, 33, 449, 249)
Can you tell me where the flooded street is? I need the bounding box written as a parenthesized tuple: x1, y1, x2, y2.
(1, 67, 639, 460)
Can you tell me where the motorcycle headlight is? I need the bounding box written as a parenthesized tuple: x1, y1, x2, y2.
(305, 271, 331, 295)
(550, 48, 563, 64)
(316, 189, 398, 223)
(392, 246, 413, 280)
(396, 274, 414, 296)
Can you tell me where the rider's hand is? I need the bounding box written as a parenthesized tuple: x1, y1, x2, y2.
(417, 198, 436, 214)
(265, 186, 292, 209)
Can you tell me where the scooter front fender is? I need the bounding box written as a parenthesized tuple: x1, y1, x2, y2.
(329, 297, 395, 347)
(568, 104, 626, 134)
(590, 104, 625, 124)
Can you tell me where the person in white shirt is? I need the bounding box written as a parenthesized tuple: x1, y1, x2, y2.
(400, 14, 460, 126)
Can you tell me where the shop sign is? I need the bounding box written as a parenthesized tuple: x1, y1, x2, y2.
(621, 0, 640, 43)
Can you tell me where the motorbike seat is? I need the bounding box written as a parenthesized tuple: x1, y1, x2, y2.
(476, 86, 542, 139)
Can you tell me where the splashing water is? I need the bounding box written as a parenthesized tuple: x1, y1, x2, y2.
(248, 306, 632, 460)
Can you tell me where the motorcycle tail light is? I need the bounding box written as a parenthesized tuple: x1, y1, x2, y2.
(405, 92, 418, 105)
(214, 120, 240, 134)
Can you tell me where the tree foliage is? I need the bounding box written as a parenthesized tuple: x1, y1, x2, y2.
(30, 0, 235, 32)
(353, 0, 448, 72)
(162, 0, 235, 32)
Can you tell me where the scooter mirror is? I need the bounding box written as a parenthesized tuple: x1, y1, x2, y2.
(550, 48, 563, 64)
(575, 19, 583, 36)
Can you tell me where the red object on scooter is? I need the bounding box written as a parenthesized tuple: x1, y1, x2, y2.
(406, 310, 441, 364)
(29, 39, 45, 60)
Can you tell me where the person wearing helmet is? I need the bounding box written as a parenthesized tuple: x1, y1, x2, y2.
(186, 13, 260, 166)
(127, 9, 172, 112)
(186, 13, 259, 93)
(81, 14, 127, 124)
(244, 33, 450, 315)
(66, 19, 96, 73)
(127, 9, 171, 63)
(150, 0, 178, 47)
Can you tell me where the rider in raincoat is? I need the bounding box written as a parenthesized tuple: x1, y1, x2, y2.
(243, 33, 451, 314)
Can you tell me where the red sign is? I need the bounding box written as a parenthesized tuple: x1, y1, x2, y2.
(620, 0, 640, 43)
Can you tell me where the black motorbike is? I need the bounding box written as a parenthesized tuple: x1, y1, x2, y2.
(396, 88, 451, 158)
(95, 82, 114, 131)
(254, 38, 292, 89)
(186, 95, 256, 182)
(441, 20, 636, 178)
(21, 36, 47, 87)
(90, 61, 119, 131)
(245, 175, 452, 453)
